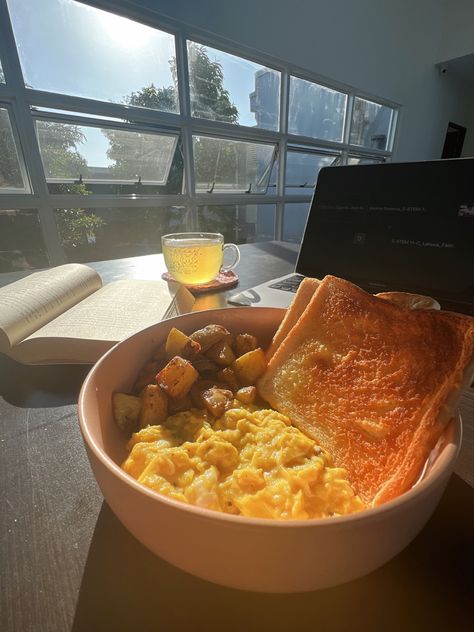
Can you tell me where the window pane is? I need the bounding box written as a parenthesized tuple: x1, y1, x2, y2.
(347, 155, 385, 166)
(188, 41, 280, 130)
(54, 206, 190, 262)
(7, 0, 178, 112)
(0, 107, 29, 192)
(289, 77, 347, 142)
(0, 210, 49, 271)
(350, 97, 394, 150)
(283, 202, 311, 243)
(198, 204, 275, 244)
(284, 149, 339, 195)
(35, 119, 179, 193)
(193, 136, 276, 194)
(0, 60, 5, 83)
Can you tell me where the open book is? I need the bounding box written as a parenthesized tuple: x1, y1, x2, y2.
(0, 264, 195, 364)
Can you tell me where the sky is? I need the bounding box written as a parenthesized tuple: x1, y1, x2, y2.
(6, 0, 275, 167)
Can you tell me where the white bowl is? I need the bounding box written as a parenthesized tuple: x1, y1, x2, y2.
(78, 307, 461, 593)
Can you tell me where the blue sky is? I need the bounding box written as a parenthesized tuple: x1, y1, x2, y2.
(6, 0, 274, 167)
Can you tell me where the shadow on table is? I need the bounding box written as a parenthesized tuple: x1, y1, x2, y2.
(71, 475, 473, 632)
(0, 353, 90, 408)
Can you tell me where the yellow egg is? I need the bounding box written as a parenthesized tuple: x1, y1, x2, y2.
(122, 405, 366, 520)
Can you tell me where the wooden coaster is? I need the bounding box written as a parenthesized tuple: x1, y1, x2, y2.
(161, 270, 239, 294)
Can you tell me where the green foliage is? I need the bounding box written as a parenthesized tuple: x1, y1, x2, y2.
(0, 109, 24, 188)
(35, 121, 88, 179)
(127, 84, 177, 112)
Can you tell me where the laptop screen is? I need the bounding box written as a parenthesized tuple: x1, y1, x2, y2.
(296, 158, 474, 312)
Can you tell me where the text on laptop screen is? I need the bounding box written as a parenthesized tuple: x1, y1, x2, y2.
(296, 158, 474, 306)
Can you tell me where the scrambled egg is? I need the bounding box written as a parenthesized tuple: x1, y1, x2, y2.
(122, 406, 365, 520)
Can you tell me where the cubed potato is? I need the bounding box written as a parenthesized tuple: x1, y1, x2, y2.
(205, 339, 236, 367)
(168, 392, 193, 413)
(217, 367, 239, 392)
(165, 327, 201, 360)
(156, 356, 199, 399)
(189, 324, 230, 352)
(232, 348, 267, 386)
(233, 333, 258, 357)
(201, 387, 234, 418)
(112, 393, 141, 433)
(138, 384, 168, 428)
(235, 386, 257, 405)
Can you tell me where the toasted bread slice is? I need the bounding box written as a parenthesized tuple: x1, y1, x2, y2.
(266, 277, 321, 359)
(258, 275, 474, 505)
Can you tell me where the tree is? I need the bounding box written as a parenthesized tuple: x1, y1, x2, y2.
(36, 121, 88, 179)
(0, 108, 24, 188)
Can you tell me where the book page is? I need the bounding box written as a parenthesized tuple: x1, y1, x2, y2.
(22, 279, 194, 345)
(0, 264, 102, 348)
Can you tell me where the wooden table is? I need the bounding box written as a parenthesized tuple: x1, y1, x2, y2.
(1, 242, 472, 632)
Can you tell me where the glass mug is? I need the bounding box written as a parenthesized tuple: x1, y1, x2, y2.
(161, 232, 240, 285)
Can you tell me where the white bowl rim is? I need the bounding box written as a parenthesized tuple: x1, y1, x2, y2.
(78, 307, 463, 530)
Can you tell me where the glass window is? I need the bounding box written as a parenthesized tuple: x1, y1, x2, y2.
(54, 205, 189, 263)
(188, 41, 280, 130)
(284, 148, 340, 194)
(35, 119, 180, 194)
(289, 77, 347, 142)
(347, 155, 386, 166)
(197, 204, 276, 244)
(350, 97, 394, 150)
(193, 136, 276, 194)
(7, 0, 178, 112)
(283, 202, 311, 243)
(0, 107, 29, 192)
(0, 59, 5, 83)
(0, 210, 49, 272)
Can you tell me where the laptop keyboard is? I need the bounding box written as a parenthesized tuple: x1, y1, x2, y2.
(269, 274, 305, 293)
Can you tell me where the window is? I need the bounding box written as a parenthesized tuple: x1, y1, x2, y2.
(289, 77, 347, 142)
(198, 204, 276, 244)
(0, 209, 49, 271)
(0, 106, 30, 192)
(0, 59, 5, 83)
(350, 97, 395, 150)
(283, 202, 311, 243)
(7, 0, 178, 112)
(1, 0, 398, 267)
(54, 205, 188, 262)
(35, 118, 180, 192)
(193, 136, 276, 193)
(188, 41, 280, 130)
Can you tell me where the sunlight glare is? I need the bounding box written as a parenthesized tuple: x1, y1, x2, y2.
(98, 11, 153, 49)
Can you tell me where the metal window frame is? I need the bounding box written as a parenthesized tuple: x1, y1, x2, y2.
(0, 0, 400, 263)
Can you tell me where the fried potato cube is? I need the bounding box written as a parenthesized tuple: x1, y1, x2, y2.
(235, 386, 257, 405)
(189, 324, 230, 352)
(168, 393, 193, 413)
(138, 384, 168, 428)
(190, 379, 225, 409)
(112, 393, 141, 433)
(232, 348, 267, 386)
(201, 387, 234, 418)
(205, 339, 236, 367)
(217, 367, 239, 392)
(233, 333, 258, 357)
(156, 356, 199, 399)
(165, 327, 201, 360)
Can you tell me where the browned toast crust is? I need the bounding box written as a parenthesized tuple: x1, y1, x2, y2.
(258, 275, 474, 505)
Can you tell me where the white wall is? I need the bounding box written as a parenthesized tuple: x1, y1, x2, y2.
(116, 0, 474, 160)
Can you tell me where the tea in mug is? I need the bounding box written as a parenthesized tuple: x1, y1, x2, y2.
(162, 233, 240, 285)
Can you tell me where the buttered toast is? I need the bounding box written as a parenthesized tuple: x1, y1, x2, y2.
(258, 275, 474, 505)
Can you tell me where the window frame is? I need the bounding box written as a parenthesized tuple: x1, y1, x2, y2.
(0, 0, 400, 267)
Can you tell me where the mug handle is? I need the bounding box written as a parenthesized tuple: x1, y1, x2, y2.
(221, 243, 240, 272)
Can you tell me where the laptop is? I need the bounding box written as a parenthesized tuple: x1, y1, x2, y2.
(228, 158, 474, 315)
